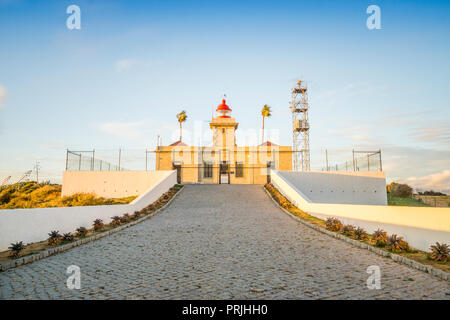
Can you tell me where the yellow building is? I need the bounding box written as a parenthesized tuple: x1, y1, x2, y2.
(156, 99, 292, 184)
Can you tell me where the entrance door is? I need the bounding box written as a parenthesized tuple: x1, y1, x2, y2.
(173, 164, 182, 184)
(266, 161, 272, 183)
(219, 163, 230, 184)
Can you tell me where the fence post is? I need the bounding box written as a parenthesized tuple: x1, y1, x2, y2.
(379, 149, 382, 171)
(118, 149, 121, 171)
(145, 149, 148, 171)
(367, 154, 370, 171)
(65, 149, 69, 170)
(325, 149, 329, 171)
(352, 149, 355, 171)
(78, 154, 81, 171)
(91, 149, 95, 171)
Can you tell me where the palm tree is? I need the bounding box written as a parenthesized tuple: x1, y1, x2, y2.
(176, 110, 187, 142)
(261, 104, 272, 143)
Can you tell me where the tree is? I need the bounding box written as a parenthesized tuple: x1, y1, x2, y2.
(176, 110, 187, 142)
(390, 183, 413, 198)
(261, 104, 272, 143)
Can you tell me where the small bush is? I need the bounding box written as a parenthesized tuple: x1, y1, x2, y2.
(390, 183, 413, 198)
(48, 230, 62, 246)
(341, 224, 356, 237)
(76, 227, 88, 237)
(373, 229, 388, 247)
(8, 241, 25, 258)
(386, 234, 409, 252)
(110, 216, 121, 227)
(325, 218, 343, 232)
(62, 233, 74, 242)
(93, 219, 104, 231)
(131, 211, 141, 220)
(354, 227, 368, 240)
(121, 213, 131, 223)
(429, 242, 449, 262)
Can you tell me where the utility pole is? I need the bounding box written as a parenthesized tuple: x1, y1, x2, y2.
(34, 161, 41, 184)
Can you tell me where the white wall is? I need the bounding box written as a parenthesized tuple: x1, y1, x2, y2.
(62, 170, 172, 198)
(0, 171, 176, 251)
(271, 170, 450, 251)
(277, 171, 387, 205)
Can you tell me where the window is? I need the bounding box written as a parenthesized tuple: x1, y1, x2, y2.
(235, 162, 244, 178)
(204, 162, 213, 178)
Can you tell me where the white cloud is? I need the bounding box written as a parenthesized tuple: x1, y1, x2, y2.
(399, 170, 450, 194)
(0, 85, 6, 109)
(115, 59, 136, 72)
(97, 121, 145, 139)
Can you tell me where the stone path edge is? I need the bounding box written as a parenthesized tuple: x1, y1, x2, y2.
(263, 186, 449, 282)
(0, 186, 185, 273)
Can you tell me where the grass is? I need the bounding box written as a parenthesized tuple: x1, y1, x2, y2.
(265, 183, 450, 274)
(413, 195, 450, 207)
(387, 194, 430, 207)
(0, 181, 137, 209)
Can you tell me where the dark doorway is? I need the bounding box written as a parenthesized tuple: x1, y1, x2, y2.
(219, 162, 230, 184)
(266, 161, 273, 184)
(173, 164, 181, 183)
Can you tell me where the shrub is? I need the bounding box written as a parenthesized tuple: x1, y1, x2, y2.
(62, 233, 74, 242)
(386, 234, 409, 252)
(325, 218, 343, 232)
(8, 241, 25, 258)
(121, 213, 131, 223)
(429, 242, 449, 262)
(373, 229, 388, 247)
(354, 227, 368, 240)
(48, 230, 62, 246)
(110, 216, 121, 227)
(390, 183, 413, 198)
(93, 219, 104, 231)
(76, 227, 88, 237)
(132, 211, 141, 220)
(341, 224, 356, 237)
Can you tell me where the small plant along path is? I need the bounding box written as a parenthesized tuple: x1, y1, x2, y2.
(0, 185, 448, 300)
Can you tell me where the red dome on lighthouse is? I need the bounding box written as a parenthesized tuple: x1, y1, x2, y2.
(216, 99, 231, 118)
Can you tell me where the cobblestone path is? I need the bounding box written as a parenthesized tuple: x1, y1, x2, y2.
(0, 185, 448, 299)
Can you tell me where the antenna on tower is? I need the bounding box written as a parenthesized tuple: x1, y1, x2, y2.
(290, 79, 310, 171)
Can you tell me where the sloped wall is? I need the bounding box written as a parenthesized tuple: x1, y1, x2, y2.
(271, 170, 450, 251)
(276, 171, 387, 205)
(0, 171, 177, 251)
(62, 170, 173, 198)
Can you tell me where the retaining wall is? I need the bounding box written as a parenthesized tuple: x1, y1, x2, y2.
(271, 170, 450, 251)
(0, 171, 176, 251)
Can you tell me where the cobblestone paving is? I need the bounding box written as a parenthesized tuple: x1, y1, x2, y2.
(1, 185, 449, 300)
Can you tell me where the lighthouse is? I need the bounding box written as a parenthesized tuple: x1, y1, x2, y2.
(209, 99, 239, 147)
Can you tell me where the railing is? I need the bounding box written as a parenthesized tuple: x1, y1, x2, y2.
(320, 150, 382, 172)
(66, 150, 126, 171)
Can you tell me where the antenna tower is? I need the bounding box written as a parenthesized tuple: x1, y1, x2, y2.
(290, 80, 310, 171)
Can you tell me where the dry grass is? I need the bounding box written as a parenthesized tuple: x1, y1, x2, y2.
(413, 195, 450, 207)
(0, 182, 136, 209)
(264, 183, 450, 274)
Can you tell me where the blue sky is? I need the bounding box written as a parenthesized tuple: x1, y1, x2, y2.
(0, 0, 449, 191)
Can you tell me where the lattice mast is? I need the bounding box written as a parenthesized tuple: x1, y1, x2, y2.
(290, 80, 310, 171)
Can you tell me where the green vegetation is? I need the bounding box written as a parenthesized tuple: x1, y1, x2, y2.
(8, 241, 24, 258)
(0, 181, 137, 209)
(387, 194, 429, 207)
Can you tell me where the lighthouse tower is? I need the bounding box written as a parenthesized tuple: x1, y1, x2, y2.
(210, 99, 238, 147)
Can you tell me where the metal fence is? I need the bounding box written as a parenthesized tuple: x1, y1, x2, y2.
(320, 150, 382, 172)
(66, 150, 126, 171)
(65, 148, 383, 173)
